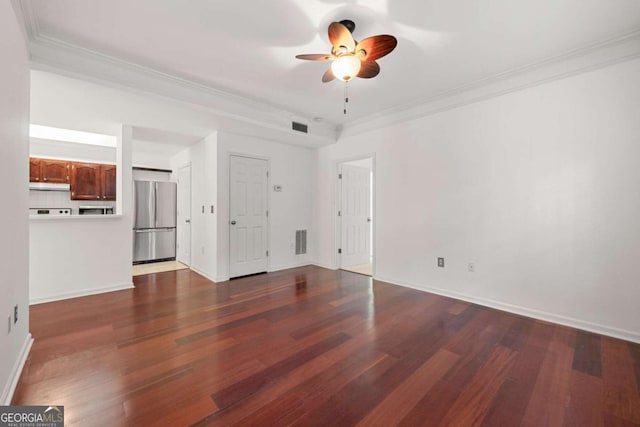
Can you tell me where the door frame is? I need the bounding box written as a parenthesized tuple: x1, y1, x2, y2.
(228, 152, 271, 278)
(335, 153, 376, 277)
(177, 162, 192, 266)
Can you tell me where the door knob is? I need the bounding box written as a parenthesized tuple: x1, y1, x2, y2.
(230, 220, 237, 225)
(367, 218, 372, 222)
(185, 219, 190, 223)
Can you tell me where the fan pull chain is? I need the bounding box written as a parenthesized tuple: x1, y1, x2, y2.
(344, 81, 349, 115)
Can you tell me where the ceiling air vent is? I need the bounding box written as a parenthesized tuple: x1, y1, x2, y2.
(292, 121, 308, 134)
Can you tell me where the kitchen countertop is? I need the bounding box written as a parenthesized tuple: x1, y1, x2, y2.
(29, 214, 123, 221)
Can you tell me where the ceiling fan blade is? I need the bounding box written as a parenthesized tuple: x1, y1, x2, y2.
(295, 54, 334, 61)
(356, 35, 398, 62)
(328, 22, 355, 53)
(322, 68, 336, 83)
(357, 61, 380, 79)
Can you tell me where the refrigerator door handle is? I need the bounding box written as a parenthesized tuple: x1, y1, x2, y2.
(154, 182, 158, 228)
(132, 181, 136, 227)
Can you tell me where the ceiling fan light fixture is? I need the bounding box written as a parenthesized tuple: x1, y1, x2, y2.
(331, 54, 361, 81)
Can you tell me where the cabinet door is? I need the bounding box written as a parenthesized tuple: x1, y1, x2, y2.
(41, 159, 70, 183)
(29, 158, 42, 182)
(70, 162, 102, 200)
(101, 164, 117, 200)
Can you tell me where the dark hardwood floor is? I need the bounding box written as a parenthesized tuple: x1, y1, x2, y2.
(13, 266, 640, 426)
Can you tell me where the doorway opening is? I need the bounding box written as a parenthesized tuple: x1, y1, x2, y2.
(338, 156, 374, 277)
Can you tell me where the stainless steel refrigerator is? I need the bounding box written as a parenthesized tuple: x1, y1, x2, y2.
(133, 180, 177, 264)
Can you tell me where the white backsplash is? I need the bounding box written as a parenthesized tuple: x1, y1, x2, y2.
(29, 190, 114, 214)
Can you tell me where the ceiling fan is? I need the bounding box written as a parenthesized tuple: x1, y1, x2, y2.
(296, 20, 398, 83)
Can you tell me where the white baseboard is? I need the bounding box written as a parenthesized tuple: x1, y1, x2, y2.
(310, 262, 337, 270)
(189, 266, 221, 283)
(30, 282, 134, 305)
(269, 261, 313, 273)
(375, 275, 640, 344)
(211, 263, 315, 283)
(1, 333, 33, 405)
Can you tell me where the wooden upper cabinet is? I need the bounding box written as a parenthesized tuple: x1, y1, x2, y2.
(41, 159, 70, 183)
(29, 158, 70, 183)
(70, 163, 102, 200)
(30, 158, 41, 182)
(70, 162, 117, 201)
(101, 164, 117, 201)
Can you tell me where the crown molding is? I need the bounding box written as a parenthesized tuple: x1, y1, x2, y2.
(19, 0, 337, 147)
(339, 29, 640, 138)
(10, 0, 32, 51)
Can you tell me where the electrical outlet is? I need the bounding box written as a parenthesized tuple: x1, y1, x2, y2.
(437, 257, 445, 268)
(14, 305, 18, 324)
(468, 262, 475, 272)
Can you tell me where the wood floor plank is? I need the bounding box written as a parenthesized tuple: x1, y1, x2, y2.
(12, 265, 640, 426)
(356, 349, 459, 427)
(628, 342, 640, 396)
(601, 337, 640, 424)
(563, 371, 604, 427)
(437, 345, 518, 426)
(573, 330, 603, 378)
(211, 332, 350, 409)
(198, 334, 390, 425)
(480, 322, 554, 426)
(521, 328, 576, 427)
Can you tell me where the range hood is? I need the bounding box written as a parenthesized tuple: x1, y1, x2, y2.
(29, 182, 71, 191)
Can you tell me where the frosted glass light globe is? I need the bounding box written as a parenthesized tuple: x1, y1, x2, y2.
(331, 55, 361, 81)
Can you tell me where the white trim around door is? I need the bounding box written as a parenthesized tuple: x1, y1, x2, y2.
(336, 154, 376, 277)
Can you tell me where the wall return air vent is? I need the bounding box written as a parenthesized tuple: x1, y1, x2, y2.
(295, 230, 307, 255)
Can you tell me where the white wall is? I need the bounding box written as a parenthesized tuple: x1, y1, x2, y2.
(30, 138, 116, 163)
(170, 131, 315, 281)
(29, 126, 134, 303)
(0, 2, 31, 404)
(216, 131, 315, 280)
(132, 139, 185, 170)
(315, 58, 640, 342)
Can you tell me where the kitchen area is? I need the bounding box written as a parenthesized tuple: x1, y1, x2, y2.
(28, 120, 190, 304)
(28, 125, 118, 218)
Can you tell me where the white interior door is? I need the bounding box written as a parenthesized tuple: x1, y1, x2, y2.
(340, 164, 371, 267)
(177, 164, 191, 266)
(229, 155, 269, 278)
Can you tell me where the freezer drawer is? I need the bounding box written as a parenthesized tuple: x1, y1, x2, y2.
(133, 228, 176, 263)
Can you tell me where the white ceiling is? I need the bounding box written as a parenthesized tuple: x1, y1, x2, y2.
(23, 0, 640, 129)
